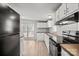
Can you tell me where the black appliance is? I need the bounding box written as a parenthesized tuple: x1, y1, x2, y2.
(62, 31, 79, 43)
(49, 37, 61, 56)
(0, 4, 20, 56)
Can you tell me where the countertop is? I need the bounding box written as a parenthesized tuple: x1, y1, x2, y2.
(45, 32, 79, 40)
(46, 32, 79, 56)
(45, 32, 63, 37)
(46, 33, 79, 56)
(45, 32, 79, 37)
(60, 44, 79, 56)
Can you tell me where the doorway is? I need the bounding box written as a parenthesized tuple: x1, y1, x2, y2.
(21, 20, 37, 40)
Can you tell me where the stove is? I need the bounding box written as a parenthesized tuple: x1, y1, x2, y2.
(62, 31, 79, 44)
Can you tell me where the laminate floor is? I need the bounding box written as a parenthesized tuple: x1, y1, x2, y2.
(20, 38, 48, 56)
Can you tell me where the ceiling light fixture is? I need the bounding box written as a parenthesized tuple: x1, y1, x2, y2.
(62, 21, 69, 24)
(48, 15, 52, 19)
(60, 21, 69, 25)
(9, 15, 16, 20)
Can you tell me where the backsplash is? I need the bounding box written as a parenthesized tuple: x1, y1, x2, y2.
(60, 23, 78, 31)
(55, 22, 79, 36)
(37, 28, 49, 33)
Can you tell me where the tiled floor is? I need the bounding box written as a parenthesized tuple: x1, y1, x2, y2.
(20, 38, 48, 56)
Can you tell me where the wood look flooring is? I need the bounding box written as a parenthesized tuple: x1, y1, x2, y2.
(20, 38, 48, 56)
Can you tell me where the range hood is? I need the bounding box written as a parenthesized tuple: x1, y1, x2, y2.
(55, 12, 79, 25)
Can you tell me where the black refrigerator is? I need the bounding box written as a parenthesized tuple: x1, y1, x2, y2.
(0, 5, 20, 56)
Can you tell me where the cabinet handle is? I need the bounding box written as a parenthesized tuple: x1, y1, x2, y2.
(67, 8, 69, 13)
(64, 10, 66, 14)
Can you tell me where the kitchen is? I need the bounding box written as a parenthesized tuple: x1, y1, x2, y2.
(19, 3, 79, 56)
(0, 3, 79, 56)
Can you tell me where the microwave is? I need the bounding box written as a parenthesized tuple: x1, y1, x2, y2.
(55, 11, 79, 25)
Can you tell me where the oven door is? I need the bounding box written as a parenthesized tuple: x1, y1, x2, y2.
(49, 38, 61, 56)
(49, 39, 58, 56)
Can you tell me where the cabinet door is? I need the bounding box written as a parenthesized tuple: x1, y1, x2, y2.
(56, 8, 60, 22)
(44, 34, 49, 52)
(67, 3, 79, 14)
(37, 33, 44, 41)
(59, 3, 66, 20)
(61, 48, 71, 56)
(37, 22, 48, 28)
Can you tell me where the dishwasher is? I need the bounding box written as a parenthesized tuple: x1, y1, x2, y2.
(49, 37, 61, 56)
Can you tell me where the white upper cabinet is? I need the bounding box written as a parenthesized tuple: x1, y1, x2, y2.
(37, 22, 48, 28)
(66, 3, 79, 15)
(59, 3, 66, 20)
(56, 4, 66, 21)
(55, 3, 79, 22)
(56, 8, 60, 22)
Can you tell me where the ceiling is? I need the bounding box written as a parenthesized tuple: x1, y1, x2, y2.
(8, 3, 61, 21)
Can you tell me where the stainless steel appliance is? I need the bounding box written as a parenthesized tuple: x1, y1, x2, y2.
(0, 5, 20, 56)
(49, 37, 61, 56)
(62, 31, 79, 43)
(55, 11, 79, 25)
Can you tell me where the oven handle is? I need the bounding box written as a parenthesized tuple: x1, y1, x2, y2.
(49, 37, 59, 47)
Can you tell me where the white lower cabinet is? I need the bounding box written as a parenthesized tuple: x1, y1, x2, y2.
(37, 33, 49, 52)
(44, 34, 49, 53)
(37, 33, 44, 41)
(37, 22, 48, 28)
(61, 48, 71, 56)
